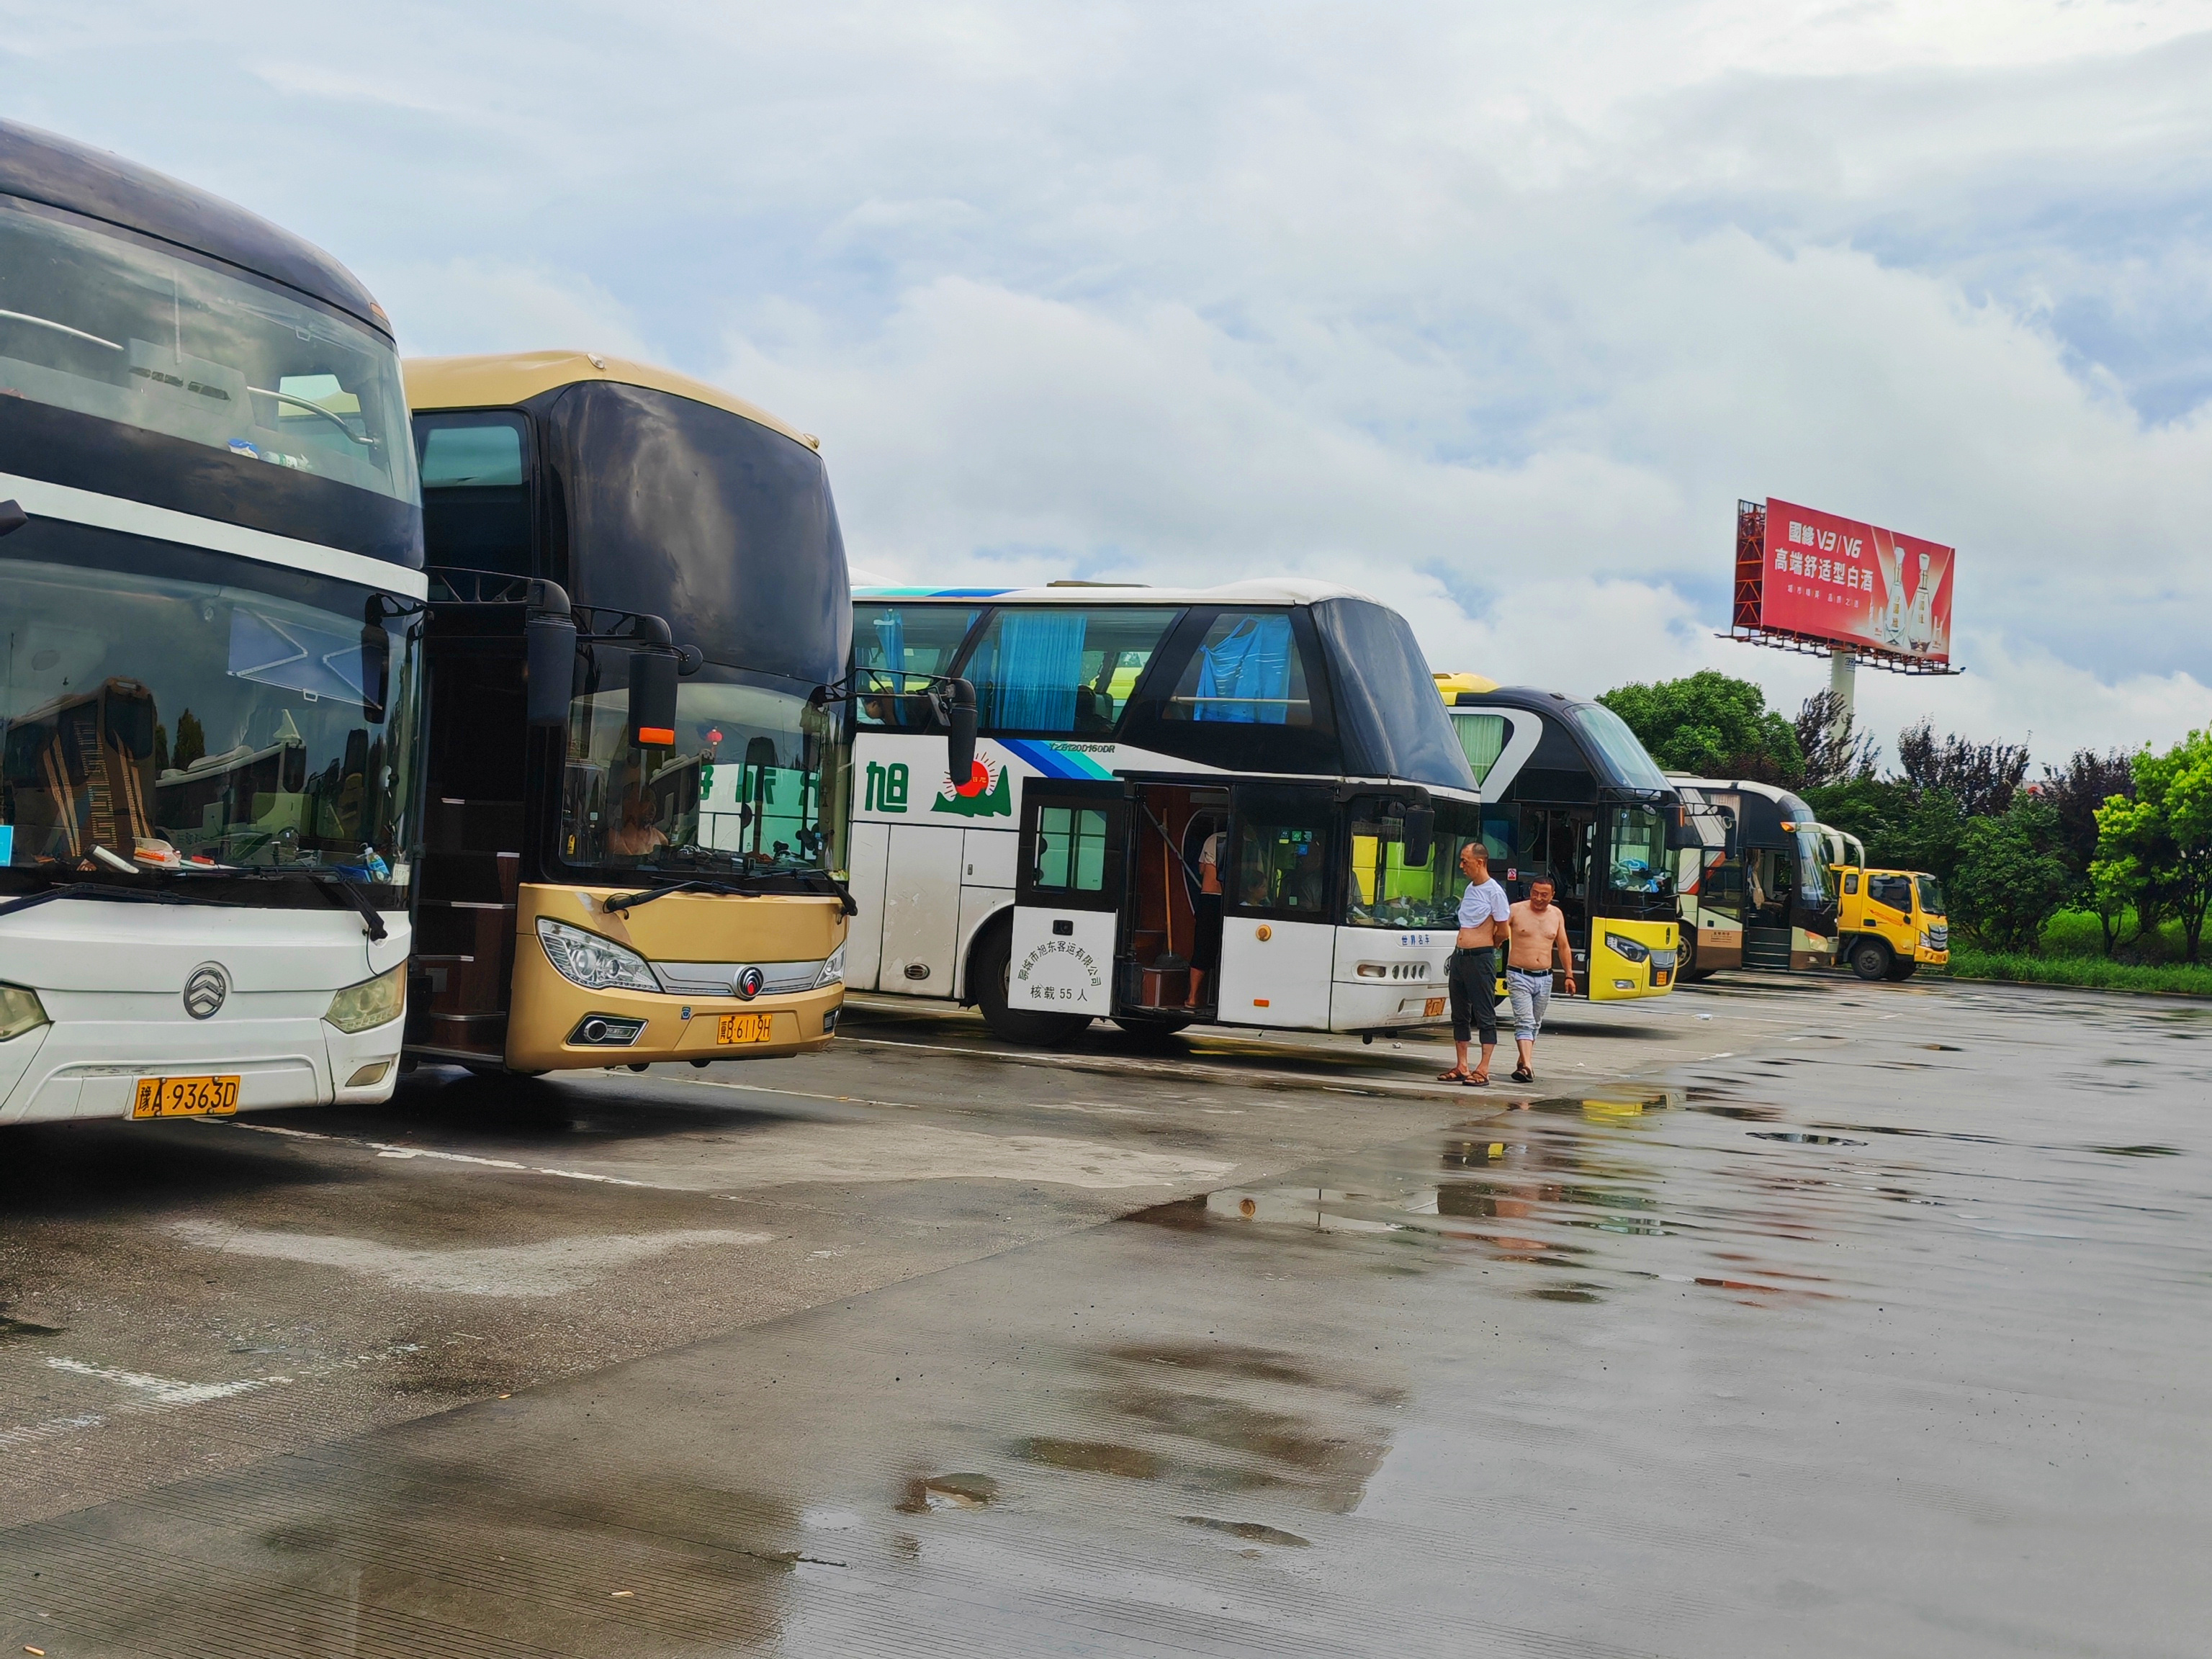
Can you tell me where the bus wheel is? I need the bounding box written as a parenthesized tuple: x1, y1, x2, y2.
(974, 917, 1092, 1047)
(1676, 929, 1697, 979)
(1848, 938, 1893, 981)
(1884, 958, 1919, 981)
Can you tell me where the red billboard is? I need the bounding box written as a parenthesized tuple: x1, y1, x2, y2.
(1733, 498, 1953, 667)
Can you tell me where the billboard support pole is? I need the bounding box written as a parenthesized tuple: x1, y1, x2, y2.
(1828, 648, 1856, 739)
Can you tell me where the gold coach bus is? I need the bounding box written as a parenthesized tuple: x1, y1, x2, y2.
(402, 353, 934, 1074)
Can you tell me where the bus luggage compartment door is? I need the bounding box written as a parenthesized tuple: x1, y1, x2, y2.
(1010, 782, 1128, 1022)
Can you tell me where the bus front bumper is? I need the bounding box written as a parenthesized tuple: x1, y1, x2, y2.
(0, 994, 405, 1125)
(1589, 922, 1680, 1002)
(504, 945, 844, 1072)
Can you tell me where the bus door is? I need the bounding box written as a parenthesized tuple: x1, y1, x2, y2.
(1009, 780, 1129, 1022)
(1514, 806, 1595, 987)
(1216, 783, 1336, 1028)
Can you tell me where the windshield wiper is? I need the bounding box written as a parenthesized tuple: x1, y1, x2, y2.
(167, 863, 390, 942)
(0, 881, 241, 922)
(605, 878, 739, 914)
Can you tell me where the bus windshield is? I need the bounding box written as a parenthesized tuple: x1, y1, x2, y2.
(0, 198, 416, 502)
(1343, 796, 1485, 930)
(1, 527, 421, 878)
(1570, 703, 1671, 792)
(1606, 804, 1674, 898)
(559, 667, 833, 878)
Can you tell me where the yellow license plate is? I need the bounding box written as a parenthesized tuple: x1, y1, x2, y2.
(132, 1075, 241, 1118)
(1424, 997, 1446, 1018)
(716, 1012, 775, 1046)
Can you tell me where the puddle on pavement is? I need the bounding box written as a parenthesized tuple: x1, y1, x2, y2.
(1748, 1131, 1867, 1146)
(1180, 1514, 1311, 1546)
(1014, 1437, 1165, 1478)
(895, 1471, 1000, 1511)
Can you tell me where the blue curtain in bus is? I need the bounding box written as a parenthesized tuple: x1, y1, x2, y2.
(989, 610, 1086, 729)
(1195, 613, 1291, 724)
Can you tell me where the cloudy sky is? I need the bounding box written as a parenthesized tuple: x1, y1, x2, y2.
(8, 1, 2211, 764)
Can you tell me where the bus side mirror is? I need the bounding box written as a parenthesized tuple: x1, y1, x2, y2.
(946, 677, 978, 789)
(0, 499, 26, 539)
(1401, 806, 1436, 868)
(1666, 819, 1699, 851)
(629, 646, 680, 747)
(526, 613, 579, 729)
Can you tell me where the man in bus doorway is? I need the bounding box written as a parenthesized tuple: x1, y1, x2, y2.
(1506, 876, 1576, 1084)
(1442, 842, 1510, 1086)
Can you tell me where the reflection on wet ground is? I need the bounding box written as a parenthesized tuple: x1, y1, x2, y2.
(4, 983, 2211, 1655)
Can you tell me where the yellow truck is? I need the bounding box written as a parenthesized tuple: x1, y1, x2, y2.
(1824, 830, 1950, 981)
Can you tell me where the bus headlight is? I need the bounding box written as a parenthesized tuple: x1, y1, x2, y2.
(0, 984, 49, 1042)
(1602, 932, 1652, 964)
(325, 963, 406, 1033)
(814, 943, 847, 989)
(538, 918, 659, 992)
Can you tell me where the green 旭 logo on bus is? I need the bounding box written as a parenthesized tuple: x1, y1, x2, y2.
(932, 754, 1012, 819)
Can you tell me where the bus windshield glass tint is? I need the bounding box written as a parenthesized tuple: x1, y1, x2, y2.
(0, 199, 417, 503)
(1344, 797, 1484, 928)
(1606, 805, 1674, 896)
(1164, 611, 1312, 725)
(560, 668, 831, 876)
(964, 608, 1179, 734)
(0, 535, 421, 878)
(1570, 703, 1671, 792)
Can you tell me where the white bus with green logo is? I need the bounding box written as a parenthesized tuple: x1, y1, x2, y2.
(834, 581, 1480, 1044)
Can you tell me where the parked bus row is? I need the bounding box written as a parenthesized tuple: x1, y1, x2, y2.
(0, 119, 1945, 1129)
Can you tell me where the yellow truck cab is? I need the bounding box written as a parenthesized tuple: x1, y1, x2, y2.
(1825, 830, 1949, 981)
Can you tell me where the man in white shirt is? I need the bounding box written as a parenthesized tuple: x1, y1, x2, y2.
(1442, 841, 1511, 1086)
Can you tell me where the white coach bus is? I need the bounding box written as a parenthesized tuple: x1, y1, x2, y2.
(836, 581, 1481, 1044)
(0, 122, 422, 1124)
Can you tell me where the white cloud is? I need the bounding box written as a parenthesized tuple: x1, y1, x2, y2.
(6, 0, 2210, 763)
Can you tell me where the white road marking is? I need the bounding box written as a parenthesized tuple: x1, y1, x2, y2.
(220, 1120, 656, 1187)
(47, 1357, 286, 1406)
(164, 1221, 768, 1297)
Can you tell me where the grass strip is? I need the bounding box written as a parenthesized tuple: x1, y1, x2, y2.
(1943, 946, 2212, 999)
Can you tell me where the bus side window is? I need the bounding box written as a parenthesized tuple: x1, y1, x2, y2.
(1033, 806, 1107, 892)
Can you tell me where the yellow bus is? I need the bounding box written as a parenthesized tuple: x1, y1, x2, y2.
(1435, 675, 1679, 1001)
(402, 354, 937, 1074)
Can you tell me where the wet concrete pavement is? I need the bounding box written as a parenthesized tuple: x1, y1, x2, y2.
(3, 978, 2208, 1655)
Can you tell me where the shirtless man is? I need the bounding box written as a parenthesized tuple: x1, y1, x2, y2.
(1503, 876, 1575, 1084)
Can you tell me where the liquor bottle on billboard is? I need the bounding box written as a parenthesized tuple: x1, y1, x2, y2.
(1878, 538, 1907, 647)
(1905, 549, 1935, 655)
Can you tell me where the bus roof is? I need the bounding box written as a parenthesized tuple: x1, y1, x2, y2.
(404, 351, 817, 450)
(853, 577, 1372, 606)
(0, 119, 391, 338)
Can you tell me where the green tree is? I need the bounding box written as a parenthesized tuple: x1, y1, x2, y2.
(1599, 671, 1802, 782)
(2038, 748, 2138, 954)
(1951, 797, 2072, 953)
(2092, 731, 2212, 963)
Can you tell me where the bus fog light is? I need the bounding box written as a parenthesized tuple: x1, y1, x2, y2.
(570, 1014, 647, 1046)
(538, 918, 658, 992)
(346, 1061, 392, 1088)
(0, 984, 49, 1042)
(814, 943, 846, 989)
(1602, 932, 1651, 964)
(325, 964, 405, 1033)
